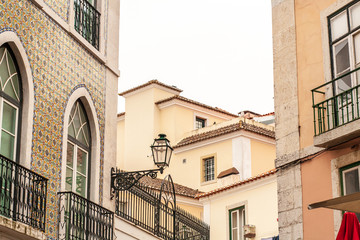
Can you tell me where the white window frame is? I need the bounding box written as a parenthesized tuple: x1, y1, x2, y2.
(61, 89, 101, 204)
(203, 156, 215, 182)
(0, 99, 19, 161)
(194, 114, 208, 130)
(66, 141, 89, 198)
(229, 206, 245, 240)
(341, 164, 360, 195)
(0, 32, 35, 169)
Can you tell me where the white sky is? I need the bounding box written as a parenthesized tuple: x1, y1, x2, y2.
(118, 0, 274, 115)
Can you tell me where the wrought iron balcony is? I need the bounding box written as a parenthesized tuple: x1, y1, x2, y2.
(115, 179, 210, 240)
(74, 0, 100, 50)
(58, 191, 114, 240)
(312, 67, 360, 136)
(0, 154, 47, 231)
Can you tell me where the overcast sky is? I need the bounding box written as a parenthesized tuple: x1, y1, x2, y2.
(118, 0, 274, 115)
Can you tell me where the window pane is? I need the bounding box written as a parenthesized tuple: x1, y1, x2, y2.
(350, 2, 360, 29)
(337, 73, 352, 93)
(196, 117, 206, 129)
(331, 11, 348, 40)
(68, 123, 75, 139)
(87, 0, 96, 7)
(232, 211, 238, 228)
(232, 229, 238, 240)
(77, 128, 88, 147)
(0, 48, 10, 88)
(335, 40, 350, 74)
(68, 101, 90, 146)
(0, 130, 14, 160)
(3, 78, 18, 100)
(73, 107, 81, 135)
(204, 157, 215, 181)
(2, 101, 17, 134)
(239, 210, 244, 239)
(345, 169, 360, 194)
(0, 47, 20, 102)
(77, 148, 87, 175)
(65, 167, 73, 191)
(354, 33, 360, 66)
(66, 142, 74, 168)
(76, 173, 86, 197)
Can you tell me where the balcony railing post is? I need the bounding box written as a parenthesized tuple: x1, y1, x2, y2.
(154, 198, 160, 236)
(12, 161, 18, 222)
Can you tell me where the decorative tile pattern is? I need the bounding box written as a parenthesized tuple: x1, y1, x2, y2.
(0, 0, 108, 238)
(43, 0, 70, 22)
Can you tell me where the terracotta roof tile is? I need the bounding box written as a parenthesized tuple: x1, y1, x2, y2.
(117, 112, 125, 117)
(238, 110, 261, 116)
(217, 167, 239, 179)
(119, 80, 182, 96)
(156, 95, 238, 118)
(174, 120, 275, 148)
(259, 112, 275, 117)
(196, 169, 277, 198)
(139, 176, 202, 198)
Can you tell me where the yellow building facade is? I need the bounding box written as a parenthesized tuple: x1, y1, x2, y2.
(117, 80, 279, 239)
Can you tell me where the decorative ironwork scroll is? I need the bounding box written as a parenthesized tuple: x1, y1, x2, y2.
(114, 173, 210, 240)
(156, 175, 177, 240)
(110, 167, 163, 197)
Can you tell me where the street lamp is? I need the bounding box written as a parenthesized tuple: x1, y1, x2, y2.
(111, 134, 173, 192)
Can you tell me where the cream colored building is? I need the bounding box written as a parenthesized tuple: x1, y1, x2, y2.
(117, 80, 279, 239)
(197, 170, 278, 240)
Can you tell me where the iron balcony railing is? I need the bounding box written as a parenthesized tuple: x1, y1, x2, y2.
(58, 191, 114, 240)
(115, 181, 210, 240)
(74, 0, 100, 50)
(312, 67, 360, 136)
(0, 154, 48, 231)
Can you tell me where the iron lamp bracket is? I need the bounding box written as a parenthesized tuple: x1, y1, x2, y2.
(110, 167, 163, 198)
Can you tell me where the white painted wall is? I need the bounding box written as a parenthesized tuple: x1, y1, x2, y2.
(114, 217, 161, 240)
(232, 136, 251, 180)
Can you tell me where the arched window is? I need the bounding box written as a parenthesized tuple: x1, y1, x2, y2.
(65, 100, 91, 198)
(0, 44, 21, 162)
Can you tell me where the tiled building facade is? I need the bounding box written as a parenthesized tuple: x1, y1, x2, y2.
(0, 0, 119, 239)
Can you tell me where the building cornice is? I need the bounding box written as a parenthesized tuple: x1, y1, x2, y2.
(119, 80, 182, 97)
(174, 129, 275, 154)
(156, 95, 238, 119)
(197, 170, 277, 201)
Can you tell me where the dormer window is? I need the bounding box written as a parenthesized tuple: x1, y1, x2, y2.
(74, 0, 100, 49)
(195, 117, 206, 129)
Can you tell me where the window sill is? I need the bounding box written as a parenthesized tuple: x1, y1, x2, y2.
(314, 118, 360, 148)
(201, 179, 217, 186)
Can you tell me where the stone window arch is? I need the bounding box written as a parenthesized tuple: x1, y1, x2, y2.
(0, 43, 22, 162)
(61, 88, 100, 202)
(0, 31, 34, 168)
(65, 100, 91, 198)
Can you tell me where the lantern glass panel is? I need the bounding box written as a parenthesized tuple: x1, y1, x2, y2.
(151, 134, 173, 168)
